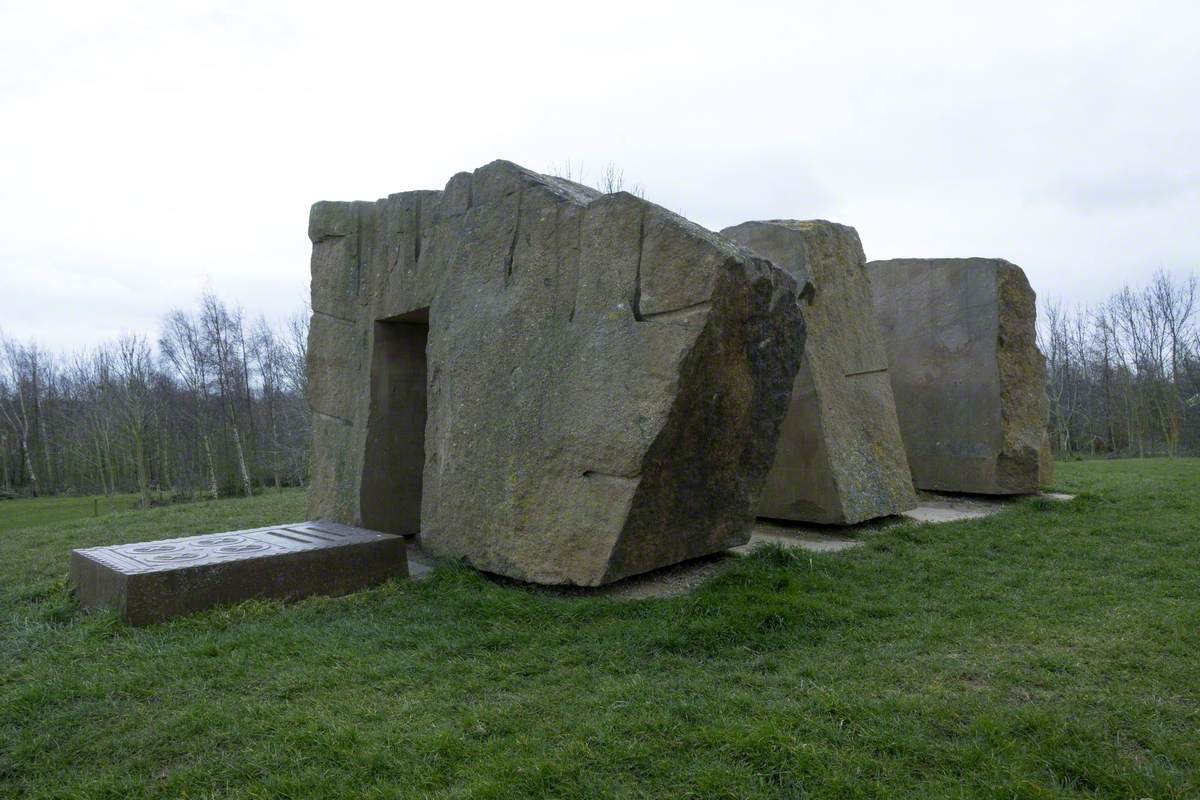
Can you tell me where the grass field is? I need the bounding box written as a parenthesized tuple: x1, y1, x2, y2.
(0, 492, 143, 536)
(1, 460, 1197, 799)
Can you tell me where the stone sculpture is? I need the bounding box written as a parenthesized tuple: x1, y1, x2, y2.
(867, 258, 1053, 494)
(307, 161, 805, 585)
(722, 220, 916, 523)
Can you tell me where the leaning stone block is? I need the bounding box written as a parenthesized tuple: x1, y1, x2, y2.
(306, 160, 805, 586)
(70, 522, 407, 625)
(866, 257, 1053, 494)
(721, 220, 917, 524)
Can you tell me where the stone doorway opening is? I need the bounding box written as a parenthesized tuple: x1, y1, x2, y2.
(360, 308, 429, 536)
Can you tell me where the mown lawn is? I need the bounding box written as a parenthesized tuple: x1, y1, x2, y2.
(1, 462, 1197, 799)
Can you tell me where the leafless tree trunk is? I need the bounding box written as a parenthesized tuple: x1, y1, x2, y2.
(31, 348, 55, 492)
(200, 293, 253, 497)
(113, 336, 155, 508)
(0, 333, 42, 495)
(251, 318, 283, 490)
(0, 432, 10, 491)
(161, 309, 221, 499)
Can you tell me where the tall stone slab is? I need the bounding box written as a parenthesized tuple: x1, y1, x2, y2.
(721, 220, 916, 524)
(866, 258, 1053, 494)
(307, 161, 805, 586)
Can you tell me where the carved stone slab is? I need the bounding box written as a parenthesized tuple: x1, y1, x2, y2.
(70, 521, 407, 625)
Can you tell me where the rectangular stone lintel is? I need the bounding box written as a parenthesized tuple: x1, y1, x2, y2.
(70, 521, 408, 626)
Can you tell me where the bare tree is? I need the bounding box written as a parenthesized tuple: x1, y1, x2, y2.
(200, 293, 253, 497)
(65, 347, 117, 496)
(250, 318, 283, 490)
(282, 307, 309, 399)
(1041, 270, 1200, 458)
(280, 308, 311, 485)
(161, 309, 220, 499)
(1151, 270, 1196, 455)
(113, 336, 155, 507)
(0, 292, 313, 499)
(0, 332, 42, 495)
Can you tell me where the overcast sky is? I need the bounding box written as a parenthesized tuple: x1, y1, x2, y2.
(2, 1, 1198, 352)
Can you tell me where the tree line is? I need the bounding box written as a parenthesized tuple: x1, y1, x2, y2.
(1041, 270, 1199, 457)
(0, 293, 310, 504)
(3, 268, 1197, 503)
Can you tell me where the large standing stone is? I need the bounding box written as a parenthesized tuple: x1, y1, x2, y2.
(866, 258, 1053, 494)
(721, 221, 917, 524)
(307, 161, 805, 586)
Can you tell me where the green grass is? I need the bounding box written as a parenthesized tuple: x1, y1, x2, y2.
(0, 493, 143, 535)
(1, 462, 1197, 799)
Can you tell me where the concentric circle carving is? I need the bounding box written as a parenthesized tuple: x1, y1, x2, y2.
(217, 542, 270, 554)
(194, 536, 245, 547)
(146, 551, 203, 562)
(130, 543, 181, 553)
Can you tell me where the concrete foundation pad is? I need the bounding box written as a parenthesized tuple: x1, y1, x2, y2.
(518, 554, 734, 601)
(732, 523, 865, 555)
(405, 539, 436, 580)
(901, 490, 1075, 523)
(902, 505, 998, 523)
(363, 489, 1082, 602)
(735, 489, 1076, 555)
(70, 522, 407, 625)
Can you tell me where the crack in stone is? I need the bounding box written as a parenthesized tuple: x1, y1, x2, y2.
(582, 470, 640, 482)
(313, 309, 355, 325)
(569, 206, 581, 323)
(632, 206, 646, 321)
(352, 205, 363, 301)
(504, 190, 523, 283)
(413, 194, 423, 265)
(844, 367, 888, 378)
(313, 410, 353, 426)
(639, 301, 711, 323)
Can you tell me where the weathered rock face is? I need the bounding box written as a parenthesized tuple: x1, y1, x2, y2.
(866, 257, 1053, 494)
(307, 161, 805, 585)
(721, 221, 916, 524)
